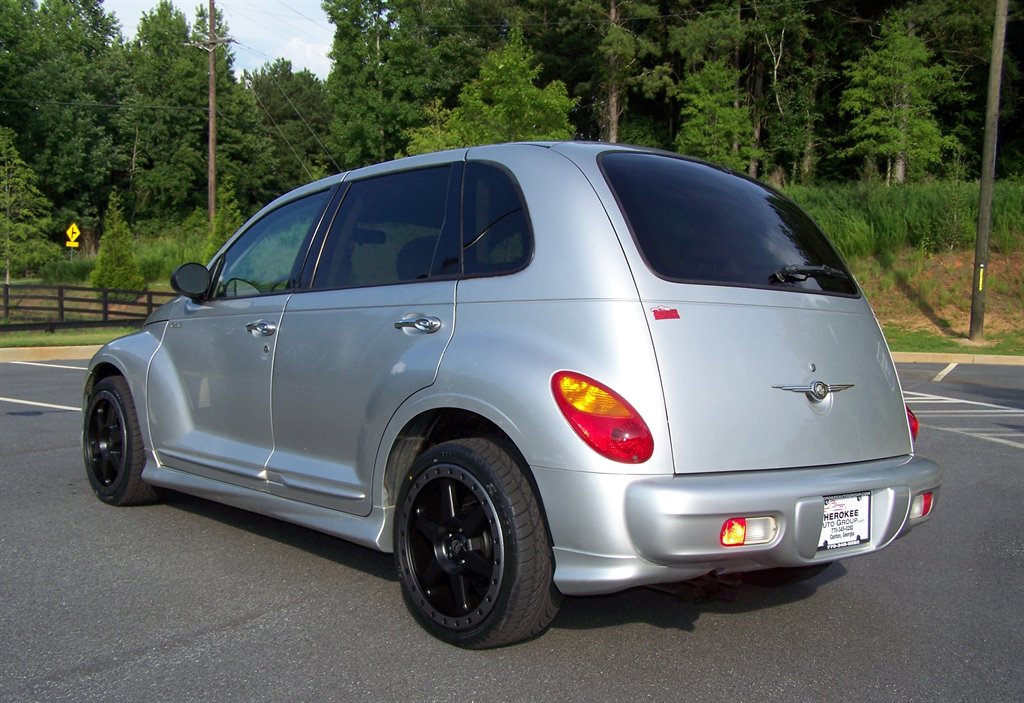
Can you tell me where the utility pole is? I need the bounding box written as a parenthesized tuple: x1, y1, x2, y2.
(190, 0, 231, 235)
(970, 0, 1008, 341)
(208, 0, 216, 233)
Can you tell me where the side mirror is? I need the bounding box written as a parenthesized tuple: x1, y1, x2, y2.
(170, 262, 211, 303)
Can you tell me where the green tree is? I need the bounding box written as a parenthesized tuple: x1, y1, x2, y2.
(405, 29, 577, 153)
(561, 0, 660, 142)
(15, 0, 130, 235)
(323, 0, 427, 167)
(247, 59, 334, 190)
(839, 12, 960, 185)
(123, 0, 208, 222)
(0, 127, 56, 284)
(203, 177, 244, 262)
(91, 190, 145, 291)
(675, 59, 755, 171)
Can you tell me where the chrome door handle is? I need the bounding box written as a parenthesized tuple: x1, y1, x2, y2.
(246, 320, 277, 337)
(394, 316, 442, 333)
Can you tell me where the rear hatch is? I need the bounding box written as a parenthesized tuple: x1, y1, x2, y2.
(597, 151, 911, 474)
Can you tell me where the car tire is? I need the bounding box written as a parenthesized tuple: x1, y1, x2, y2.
(394, 438, 562, 648)
(743, 563, 832, 588)
(83, 376, 159, 506)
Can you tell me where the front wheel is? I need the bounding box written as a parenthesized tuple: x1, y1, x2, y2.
(83, 376, 158, 506)
(394, 438, 561, 648)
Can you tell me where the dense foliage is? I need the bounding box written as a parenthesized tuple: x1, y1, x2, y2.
(0, 0, 1021, 280)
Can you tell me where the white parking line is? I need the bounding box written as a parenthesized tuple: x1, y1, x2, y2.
(904, 391, 1019, 410)
(904, 390, 1023, 450)
(925, 425, 1024, 450)
(0, 397, 80, 412)
(3, 361, 87, 371)
(932, 362, 958, 383)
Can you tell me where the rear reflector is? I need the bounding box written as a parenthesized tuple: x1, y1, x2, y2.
(910, 491, 934, 519)
(720, 516, 778, 547)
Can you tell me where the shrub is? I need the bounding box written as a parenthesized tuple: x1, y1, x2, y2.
(39, 257, 95, 284)
(90, 190, 145, 292)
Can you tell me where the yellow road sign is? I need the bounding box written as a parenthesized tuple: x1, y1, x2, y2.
(66, 222, 80, 248)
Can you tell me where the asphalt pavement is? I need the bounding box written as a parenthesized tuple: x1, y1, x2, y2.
(0, 356, 1021, 702)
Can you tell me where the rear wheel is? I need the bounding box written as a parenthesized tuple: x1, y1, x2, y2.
(83, 376, 158, 506)
(394, 438, 561, 648)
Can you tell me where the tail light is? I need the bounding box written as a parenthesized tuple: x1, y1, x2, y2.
(906, 405, 919, 442)
(552, 371, 653, 463)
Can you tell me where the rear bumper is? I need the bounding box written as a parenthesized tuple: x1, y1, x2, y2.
(534, 455, 941, 595)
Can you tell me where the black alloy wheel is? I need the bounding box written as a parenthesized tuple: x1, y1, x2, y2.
(400, 463, 504, 630)
(395, 438, 561, 648)
(83, 376, 158, 506)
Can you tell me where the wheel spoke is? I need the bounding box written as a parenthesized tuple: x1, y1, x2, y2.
(413, 511, 441, 541)
(459, 506, 487, 536)
(448, 573, 470, 613)
(420, 553, 445, 587)
(442, 479, 459, 520)
(465, 551, 494, 578)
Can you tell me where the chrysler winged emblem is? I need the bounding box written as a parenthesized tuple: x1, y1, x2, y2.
(773, 380, 854, 402)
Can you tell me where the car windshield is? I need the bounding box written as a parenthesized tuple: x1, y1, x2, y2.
(601, 152, 858, 296)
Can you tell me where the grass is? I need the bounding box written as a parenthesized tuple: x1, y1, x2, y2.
(0, 327, 138, 348)
(882, 326, 1024, 356)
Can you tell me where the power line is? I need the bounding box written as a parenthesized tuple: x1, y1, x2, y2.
(247, 76, 315, 181)
(0, 98, 211, 112)
(234, 41, 340, 173)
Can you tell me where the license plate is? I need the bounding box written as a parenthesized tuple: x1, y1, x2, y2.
(818, 491, 871, 551)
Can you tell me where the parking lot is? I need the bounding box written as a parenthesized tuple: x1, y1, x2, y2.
(1, 357, 1021, 702)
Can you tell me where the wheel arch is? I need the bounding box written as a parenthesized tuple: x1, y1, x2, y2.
(379, 405, 554, 552)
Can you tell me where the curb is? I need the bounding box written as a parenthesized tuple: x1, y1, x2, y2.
(1, 345, 1021, 366)
(0, 345, 102, 362)
(890, 352, 1023, 366)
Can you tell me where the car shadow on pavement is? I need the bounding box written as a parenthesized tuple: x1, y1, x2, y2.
(158, 488, 398, 583)
(155, 489, 850, 638)
(553, 565, 847, 634)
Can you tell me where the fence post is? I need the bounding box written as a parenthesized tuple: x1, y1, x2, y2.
(2, 284, 8, 322)
(147, 291, 154, 315)
(102, 289, 110, 321)
(58, 286, 65, 322)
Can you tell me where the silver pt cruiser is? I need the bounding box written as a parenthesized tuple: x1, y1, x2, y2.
(83, 142, 941, 648)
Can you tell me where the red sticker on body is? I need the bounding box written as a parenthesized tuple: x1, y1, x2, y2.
(651, 306, 680, 320)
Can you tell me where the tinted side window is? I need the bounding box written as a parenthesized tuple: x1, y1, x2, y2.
(462, 162, 531, 276)
(312, 165, 457, 289)
(601, 153, 857, 295)
(213, 189, 331, 299)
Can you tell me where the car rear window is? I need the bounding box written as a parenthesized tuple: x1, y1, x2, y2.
(601, 152, 858, 296)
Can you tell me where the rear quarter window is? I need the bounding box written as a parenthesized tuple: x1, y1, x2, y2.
(600, 152, 857, 296)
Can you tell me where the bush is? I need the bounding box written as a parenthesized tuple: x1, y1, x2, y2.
(131, 209, 208, 283)
(38, 256, 95, 284)
(90, 190, 145, 292)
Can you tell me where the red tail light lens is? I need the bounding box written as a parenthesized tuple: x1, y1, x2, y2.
(552, 371, 653, 463)
(906, 405, 919, 442)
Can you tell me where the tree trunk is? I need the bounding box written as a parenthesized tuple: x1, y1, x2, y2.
(606, 0, 620, 143)
(894, 152, 907, 184)
(748, 59, 764, 178)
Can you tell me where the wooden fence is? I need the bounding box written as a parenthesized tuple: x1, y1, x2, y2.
(0, 284, 178, 332)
